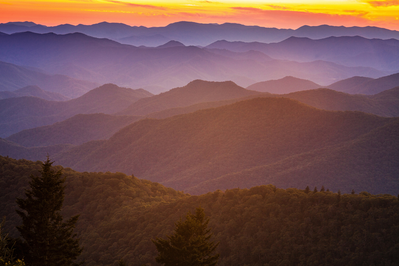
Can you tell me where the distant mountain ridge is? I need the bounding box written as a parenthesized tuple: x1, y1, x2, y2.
(7, 113, 142, 147)
(0, 31, 387, 93)
(207, 36, 399, 72)
(1, 21, 399, 46)
(118, 80, 261, 116)
(328, 73, 399, 94)
(0, 85, 68, 101)
(0, 84, 151, 137)
(0, 60, 98, 98)
(247, 76, 322, 94)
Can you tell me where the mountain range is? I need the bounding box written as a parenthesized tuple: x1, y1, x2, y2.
(0, 60, 98, 98)
(3, 86, 397, 195)
(1, 21, 399, 46)
(0, 31, 388, 93)
(0, 84, 152, 137)
(47, 97, 398, 195)
(206, 36, 399, 72)
(0, 85, 68, 101)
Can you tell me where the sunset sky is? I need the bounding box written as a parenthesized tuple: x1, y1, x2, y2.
(1, 0, 399, 30)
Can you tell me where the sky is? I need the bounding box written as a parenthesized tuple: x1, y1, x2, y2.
(1, 0, 399, 30)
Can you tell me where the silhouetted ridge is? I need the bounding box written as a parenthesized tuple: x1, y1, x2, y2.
(247, 76, 321, 94)
(118, 80, 260, 116)
(157, 40, 185, 48)
(328, 73, 399, 94)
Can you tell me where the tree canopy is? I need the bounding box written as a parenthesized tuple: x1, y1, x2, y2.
(152, 207, 219, 266)
(15, 157, 82, 266)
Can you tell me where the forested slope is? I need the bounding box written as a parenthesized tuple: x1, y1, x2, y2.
(53, 97, 398, 195)
(1, 156, 398, 266)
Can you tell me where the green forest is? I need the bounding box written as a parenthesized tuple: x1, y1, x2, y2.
(1, 156, 399, 266)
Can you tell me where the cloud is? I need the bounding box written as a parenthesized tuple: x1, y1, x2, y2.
(266, 5, 291, 11)
(366, 0, 399, 6)
(228, 6, 374, 29)
(104, 0, 167, 10)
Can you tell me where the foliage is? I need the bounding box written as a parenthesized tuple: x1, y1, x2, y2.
(1, 156, 399, 266)
(15, 157, 82, 266)
(0, 218, 25, 266)
(152, 207, 219, 266)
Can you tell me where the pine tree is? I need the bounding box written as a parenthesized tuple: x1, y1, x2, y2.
(16, 157, 82, 266)
(0, 218, 25, 266)
(152, 207, 219, 266)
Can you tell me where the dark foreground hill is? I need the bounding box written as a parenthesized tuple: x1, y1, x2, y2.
(51, 97, 399, 195)
(1, 156, 398, 266)
(0, 84, 151, 137)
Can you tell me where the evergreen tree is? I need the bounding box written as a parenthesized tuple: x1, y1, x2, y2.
(304, 186, 310, 194)
(152, 207, 219, 266)
(320, 186, 325, 192)
(0, 218, 25, 266)
(16, 157, 82, 266)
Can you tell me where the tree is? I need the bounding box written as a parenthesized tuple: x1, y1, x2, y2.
(152, 207, 219, 266)
(16, 157, 82, 266)
(0, 218, 25, 266)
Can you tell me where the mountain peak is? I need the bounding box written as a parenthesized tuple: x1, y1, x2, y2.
(157, 40, 185, 48)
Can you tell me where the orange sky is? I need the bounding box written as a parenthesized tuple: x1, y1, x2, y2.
(1, 0, 399, 30)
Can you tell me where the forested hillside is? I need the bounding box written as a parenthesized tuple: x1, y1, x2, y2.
(52, 97, 399, 195)
(1, 156, 398, 266)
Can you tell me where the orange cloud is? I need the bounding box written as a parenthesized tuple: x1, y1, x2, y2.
(229, 6, 373, 28)
(367, 0, 399, 7)
(104, 0, 167, 10)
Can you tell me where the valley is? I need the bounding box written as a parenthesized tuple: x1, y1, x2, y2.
(1, 20, 398, 266)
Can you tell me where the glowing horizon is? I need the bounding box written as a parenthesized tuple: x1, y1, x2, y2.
(1, 0, 399, 30)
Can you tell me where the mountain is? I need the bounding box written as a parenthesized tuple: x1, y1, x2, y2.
(207, 36, 399, 72)
(1, 156, 398, 266)
(46, 97, 398, 195)
(118, 34, 171, 47)
(247, 76, 322, 94)
(284, 88, 399, 117)
(0, 85, 69, 101)
(0, 84, 151, 137)
(0, 61, 98, 98)
(0, 138, 72, 162)
(118, 80, 261, 116)
(2, 21, 399, 46)
(328, 73, 399, 94)
(6, 114, 142, 147)
(157, 40, 185, 48)
(0, 32, 386, 92)
(191, 119, 399, 195)
(64, 84, 153, 114)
